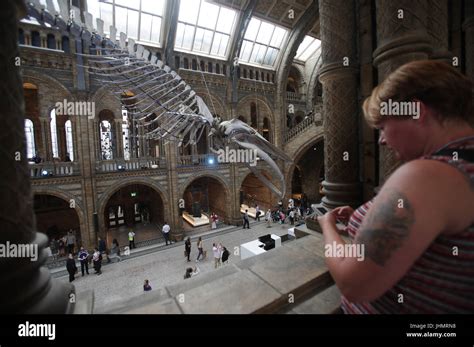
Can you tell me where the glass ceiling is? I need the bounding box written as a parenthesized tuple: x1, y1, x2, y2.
(174, 0, 237, 59)
(87, 0, 166, 45)
(295, 35, 321, 62)
(239, 17, 288, 68)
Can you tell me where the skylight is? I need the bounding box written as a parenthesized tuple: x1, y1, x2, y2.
(295, 36, 321, 62)
(174, 0, 237, 59)
(239, 17, 288, 68)
(87, 0, 166, 45)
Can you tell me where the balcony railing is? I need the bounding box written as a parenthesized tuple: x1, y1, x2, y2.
(284, 109, 323, 143)
(286, 91, 302, 101)
(178, 154, 216, 167)
(29, 161, 80, 178)
(96, 157, 166, 173)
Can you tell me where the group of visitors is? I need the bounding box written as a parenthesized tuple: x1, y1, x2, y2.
(65, 236, 123, 282)
(49, 229, 77, 259)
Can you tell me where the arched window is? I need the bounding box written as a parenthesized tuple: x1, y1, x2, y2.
(222, 64, 226, 76)
(215, 64, 220, 74)
(183, 57, 189, 69)
(208, 62, 213, 73)
(65, 120, 74, 161)
(61, 36, 70, 53)
(267, 73, 270, 82)
(31, 31, 41, 47)
(249, 70, 253, 80)
(250, 102, 257, 128)
(18, 28, 25, 45)
(192, 59, 197, 70)
(47, 34, 56, 49)
(200, 60, 205, 71)
(175, 56, 180, 69)
(24, 119, 36, 159)
(243, 69, 247, 79)
(100, 120, 114, 160)
(50, 109, 59, 159)
(157, 52, 162, 60)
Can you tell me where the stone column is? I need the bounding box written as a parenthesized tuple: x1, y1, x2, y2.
(464, 0, 474, 80)
(165, 142, 183, 240)
(319, 0, 361, 208)
(71, 117, 79, 161)
(0, 0, 74, 313)
(39, 116, 50, 160)
(373, 0, 432, 183)
(114, 118, 123, 158)
(229, 163, 243, 226)
(427, 0, 451, 62)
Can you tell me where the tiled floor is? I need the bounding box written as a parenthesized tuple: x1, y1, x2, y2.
(57, 220, 292, 312)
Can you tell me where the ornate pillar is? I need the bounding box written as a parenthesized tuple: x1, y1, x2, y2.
(464, 0, 474, 80)
(0, 0, 74, 313)
(114, 118, 123, 158)
(319, 0, 361, 208)
(373, 0, 432, 182)
(71, 117, 79, 161)
(94, 119, 102, 160)
(39, 116, 50, 160)
(427, 0, 451, 62)
(229, 163, 243, 226)
(165, 142, 183, 240)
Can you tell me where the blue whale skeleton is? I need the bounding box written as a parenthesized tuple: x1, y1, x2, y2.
(24, 0, 292, 198)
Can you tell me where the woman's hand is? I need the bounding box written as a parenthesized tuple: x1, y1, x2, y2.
(317, 210, 338, 226)
(332, 205, 354, 224)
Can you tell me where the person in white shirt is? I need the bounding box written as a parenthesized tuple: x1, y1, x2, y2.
(162, 222, 171, 245)
(266, 209, 272, 228)
(212, 243, 221, 269)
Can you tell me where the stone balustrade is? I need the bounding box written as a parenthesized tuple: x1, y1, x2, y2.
(284, 111, 322, 143)
(29, 161, 80, 178)
(96, 157, 166, 173)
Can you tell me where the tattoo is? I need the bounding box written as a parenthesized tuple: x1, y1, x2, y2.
(356, 190, 415, 266)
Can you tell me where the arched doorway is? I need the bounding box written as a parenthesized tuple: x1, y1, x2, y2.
(291, 141, 324, 207)
(34, 194, 81, 256)
(104, 184, 165, 245)
(240, 171, 274, 213)
(182, 176, 229, 229)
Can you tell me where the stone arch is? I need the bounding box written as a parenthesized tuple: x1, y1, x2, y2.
(285, 136, 325, 203)
(274, 0, 319, 147)
(179, 172, 232, 223)
(179, 172, 231, 198)
(194, 88, 228, 118)
(97, 177, 170, 233)
(238, 169, 276, 211)
(306, 55, 324, 110)
(22, 71, 73, 101)
(287, 65, 305, 93)
(31, 186, 87, 245)
(91, 85, 122, 119)
(237, 94, 275, 142)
